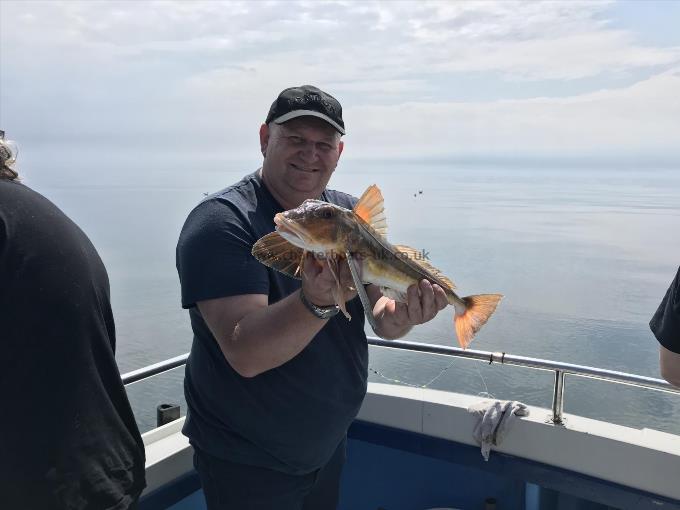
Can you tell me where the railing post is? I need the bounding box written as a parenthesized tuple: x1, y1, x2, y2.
(551, 370, 565, 425)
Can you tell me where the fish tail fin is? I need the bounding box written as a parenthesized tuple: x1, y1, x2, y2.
(454, 294, 503, 349)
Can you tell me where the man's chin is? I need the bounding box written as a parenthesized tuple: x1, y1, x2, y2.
(287, 170, 325, 192)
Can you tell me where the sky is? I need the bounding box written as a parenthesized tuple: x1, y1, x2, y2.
(1, 0, 679, 163)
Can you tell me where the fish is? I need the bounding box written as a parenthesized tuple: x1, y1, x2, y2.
(251, 185, 503, 348)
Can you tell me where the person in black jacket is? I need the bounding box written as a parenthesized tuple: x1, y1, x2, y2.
(0, 130, 146, 509)
(650, 266, 680, 387)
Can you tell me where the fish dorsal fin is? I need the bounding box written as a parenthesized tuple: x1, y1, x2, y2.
(393, 244, 456, 290)
(353, 185, 387, 238)
(252, 232, 305, 279)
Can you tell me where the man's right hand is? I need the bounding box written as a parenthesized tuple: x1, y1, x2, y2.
(197, 253, 358, 378)
(301, 253, 358, 307)
(196, 253, 359, 378)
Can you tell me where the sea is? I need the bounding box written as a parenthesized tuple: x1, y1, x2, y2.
(16, 145, 680, 435)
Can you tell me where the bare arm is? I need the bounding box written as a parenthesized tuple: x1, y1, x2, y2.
(367, 280, 448, 340)
(660, 345, 680, 388)
(198, 254, 357, 378)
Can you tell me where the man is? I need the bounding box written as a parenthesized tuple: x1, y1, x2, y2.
(0, 130, 146, 509)
(650, 267, 680, 387)
(176, 85, 447, 509)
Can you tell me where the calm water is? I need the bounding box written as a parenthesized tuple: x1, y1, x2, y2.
(17, 145, 680, 434)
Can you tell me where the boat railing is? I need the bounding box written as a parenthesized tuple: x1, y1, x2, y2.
(121, 336, 680, 425)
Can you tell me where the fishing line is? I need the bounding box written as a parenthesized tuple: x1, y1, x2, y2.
(421, 359, 458, 388)
(370, 361, 496, 399)
(368, 357, 457, 390)
(368, 366, 423, 388)
(473, 362, 494, 399)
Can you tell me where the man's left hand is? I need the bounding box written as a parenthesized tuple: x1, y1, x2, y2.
(371, 280, 448, 339)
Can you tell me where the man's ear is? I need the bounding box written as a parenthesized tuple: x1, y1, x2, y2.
(259, 123, 270, 157)
(337, 140, 344, 158)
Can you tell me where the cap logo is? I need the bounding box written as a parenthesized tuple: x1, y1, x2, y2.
(287, 92, 336, 115)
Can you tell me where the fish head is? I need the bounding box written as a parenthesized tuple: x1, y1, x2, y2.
(274, 199, 356, 255)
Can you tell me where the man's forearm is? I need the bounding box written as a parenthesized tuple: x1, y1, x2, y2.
(372, 296, 413, 340)
(224, 290, 327, 377)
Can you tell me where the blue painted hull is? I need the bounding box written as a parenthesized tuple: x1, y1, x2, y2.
(140, 420, 680, 510)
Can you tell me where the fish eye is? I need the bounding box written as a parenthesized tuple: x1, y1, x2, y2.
(321, 208, 334, 219)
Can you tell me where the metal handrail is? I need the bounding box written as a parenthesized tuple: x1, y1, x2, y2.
(121, 353, 189, 385)
(368, 338, 680, 424)
(121, 336, 680, 425)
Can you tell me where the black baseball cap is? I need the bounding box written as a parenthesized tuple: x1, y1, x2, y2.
(265, 85, 345, 135)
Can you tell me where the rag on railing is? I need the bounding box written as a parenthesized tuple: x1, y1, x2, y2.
(468, 400, 530, 461)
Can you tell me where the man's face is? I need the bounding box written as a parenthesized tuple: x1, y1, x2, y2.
(260, 117, 344, 207)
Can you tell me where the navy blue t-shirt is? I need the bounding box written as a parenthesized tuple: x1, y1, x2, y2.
(650, 266, 680, 354)
(176, 170, 368, 475)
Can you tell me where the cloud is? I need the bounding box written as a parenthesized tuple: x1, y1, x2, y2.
(3, 1, 677, 79)
(1, 0, 679, 160)
(345, 68, 680, 159)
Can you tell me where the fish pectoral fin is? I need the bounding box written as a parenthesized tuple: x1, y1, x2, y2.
(353, 184, 388, 238)
(326, 257, 352, 320)
(294, 249, 307, 277)
(252, 232, 305, 279)
(346, 250, 380, 332)
(393, 244, 456, 290)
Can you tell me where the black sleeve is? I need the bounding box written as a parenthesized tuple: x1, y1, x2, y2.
(176, 199, 269, 309)
(0, 211, 5, 252)
(650, 266, 680, 354)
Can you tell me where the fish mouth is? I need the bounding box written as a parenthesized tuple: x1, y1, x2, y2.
(274, 213, 313, 247)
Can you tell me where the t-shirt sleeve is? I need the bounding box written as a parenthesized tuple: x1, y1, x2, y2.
(176, 199, 269, 309)
(650, 266, 680, 354)
(0, 212, 5, 252)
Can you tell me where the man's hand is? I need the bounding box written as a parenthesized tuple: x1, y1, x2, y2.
(390, 279, 448, 325)
(369, 280, 448, 340)
(301, 253, 358, 307)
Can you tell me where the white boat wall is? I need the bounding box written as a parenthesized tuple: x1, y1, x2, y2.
(130, 339, 680, 510)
